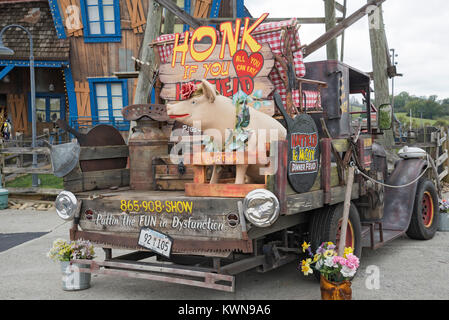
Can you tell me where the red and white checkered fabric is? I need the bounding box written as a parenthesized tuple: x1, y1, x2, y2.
(154, 19, 312, 108)
(298, 90, 322, 110)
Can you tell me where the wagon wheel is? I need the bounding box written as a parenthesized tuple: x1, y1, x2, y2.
(406, 178, 440, 240)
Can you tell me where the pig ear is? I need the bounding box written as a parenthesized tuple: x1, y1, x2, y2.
(201, 79, 216, 103)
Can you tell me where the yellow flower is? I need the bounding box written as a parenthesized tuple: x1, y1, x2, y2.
(343, 247, 353, 258)
(327, 241, 335, 247)
(301, 259, 313, 276)
(324, 249, 336, 258)
(301, 241, 310, 253)
(313, 254, 321, 263)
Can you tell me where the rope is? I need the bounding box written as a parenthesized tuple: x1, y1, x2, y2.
(353, 155, 430, 189)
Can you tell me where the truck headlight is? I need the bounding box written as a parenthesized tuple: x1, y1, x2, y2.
(55, 191, 77, 221)
(243, 189, 280, 228)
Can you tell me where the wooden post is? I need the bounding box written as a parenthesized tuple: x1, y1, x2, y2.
(324, 0, 338, 60)
(128, 0, 163, 139)
(444, 128, 449, 184)
(367, 1, 394, 146)
(163, 0, 176, 34)
(338, 165, 355, 256)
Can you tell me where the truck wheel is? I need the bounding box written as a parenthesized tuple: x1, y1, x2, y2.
(309, 203, 362, 258)
(406, 178, 440, 240)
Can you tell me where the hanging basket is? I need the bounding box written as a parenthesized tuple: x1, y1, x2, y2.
(319, 275, 352, 300)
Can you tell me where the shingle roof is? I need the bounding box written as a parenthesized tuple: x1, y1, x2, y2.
(0, 0, 70, 61)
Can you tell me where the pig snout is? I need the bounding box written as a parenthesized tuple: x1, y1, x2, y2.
(166, 102, 191, 121)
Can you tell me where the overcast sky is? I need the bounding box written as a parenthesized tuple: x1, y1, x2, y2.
(246, 0, 449, 100)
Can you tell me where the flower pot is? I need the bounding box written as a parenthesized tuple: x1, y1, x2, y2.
(320, 275, 352, 300)
(60, 261, 91, 291)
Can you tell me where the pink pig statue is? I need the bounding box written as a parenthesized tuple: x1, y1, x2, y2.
(167, 80, 287, 184)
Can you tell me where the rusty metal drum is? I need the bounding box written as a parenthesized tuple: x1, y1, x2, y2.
(129, 120, 169, 190)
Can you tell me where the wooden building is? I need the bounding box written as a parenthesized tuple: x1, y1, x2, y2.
(0, 0, 250, 139)
(0, 0, 70, 137)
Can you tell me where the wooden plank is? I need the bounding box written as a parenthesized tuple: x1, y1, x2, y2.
(8, 94, 28, 134)
(6, 187, 63, 196)
(324, 0, 338, 60)
(79, 145, 129, 161)
(439, 167, 448, 182)
(194, 0, 212, 18)
(436, 150, 448, 167)
(286, 190, 324, 215)
(329, 183, 359, 205)
(193, 166, 207, 184)
(184, 183, 265, 198)
(0, 147, 50, 154)
(2, 167, 53, 174)
(190, 17, 344, 25)
(304, 0, 386, 57)
(153, 0, 202, 29)
(64, 168, 130, 193)
(154, 179, 189, 191)
(184, 150, 269, 166)
(331, 138, 350, 152)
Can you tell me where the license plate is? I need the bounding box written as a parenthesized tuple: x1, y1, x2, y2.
(137, 228, 173, 258)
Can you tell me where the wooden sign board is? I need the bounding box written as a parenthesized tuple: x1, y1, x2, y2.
(158, 14, 275, 115)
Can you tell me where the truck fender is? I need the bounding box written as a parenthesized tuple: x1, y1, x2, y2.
(382, 158, 428, 231)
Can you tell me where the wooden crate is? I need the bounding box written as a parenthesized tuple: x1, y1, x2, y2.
(152, 157, 235, 191)
(63, 145, 130, 193)
(182, 144, 272, 198)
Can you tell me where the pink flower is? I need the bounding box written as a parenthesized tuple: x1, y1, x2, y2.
(345, 253, 360, 270)
(333, 256, 347, 267)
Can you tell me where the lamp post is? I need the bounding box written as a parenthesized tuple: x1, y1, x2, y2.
(0, 24, 38, 187)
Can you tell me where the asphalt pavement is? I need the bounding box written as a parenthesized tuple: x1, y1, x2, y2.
(0, 207, 448, 300)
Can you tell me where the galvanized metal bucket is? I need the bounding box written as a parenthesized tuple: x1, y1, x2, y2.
(60, 261, 91, 291)
(438, 212, 449, 232)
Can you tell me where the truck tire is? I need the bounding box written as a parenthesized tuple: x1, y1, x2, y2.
(309, 203, 362, 258)
(406, 178, 440, 240)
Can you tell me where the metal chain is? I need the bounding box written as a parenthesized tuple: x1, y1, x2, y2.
(352, 155, 430, 189)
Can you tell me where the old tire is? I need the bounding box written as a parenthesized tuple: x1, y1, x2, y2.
(309, 203, 362, 258)
(406, 178, 440, 240)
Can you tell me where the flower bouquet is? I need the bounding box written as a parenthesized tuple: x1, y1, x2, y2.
(300, 241, 360, 300)
(47, 239, 95, 291)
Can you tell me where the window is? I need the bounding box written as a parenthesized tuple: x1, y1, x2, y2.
(80, 0, 121, 42)
(88, 78, 129, 131)
(28, 93, 65, 123)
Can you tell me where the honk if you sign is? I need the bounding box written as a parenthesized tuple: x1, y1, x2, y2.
(159, 14, 275, 104)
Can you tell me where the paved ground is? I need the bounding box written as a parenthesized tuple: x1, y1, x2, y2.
(0, 207, 448, 300)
